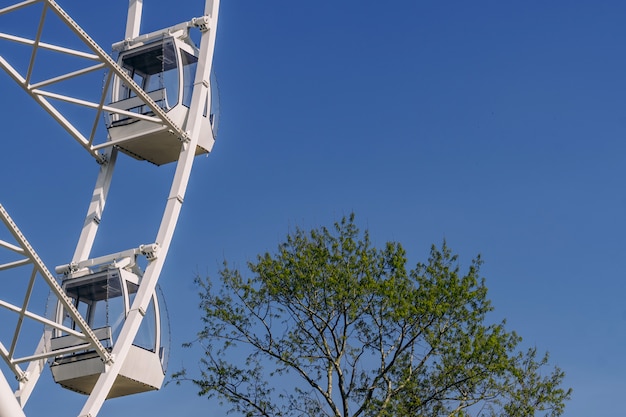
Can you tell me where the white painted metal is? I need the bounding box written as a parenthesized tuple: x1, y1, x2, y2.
(125, 0, 143, 39)
(78, 3, 220, 414)
(105, 31, 216, 165)
(15, 143, 118, 404)
(0, 369, 26, 417)
(0, 0, 221, 415)
(15, 334, 48, 406)
(0, 0, 191, 163)
(50, 268, 165, 398)
(0, 205, 112, 363)
(72, 148, 118, 264)
(0, 204, 113, 415)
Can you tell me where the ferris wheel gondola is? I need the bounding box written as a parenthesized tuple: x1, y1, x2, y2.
(0, 1, 222, 416)
(106, 22, 219, 165)
(50, 260, 169, 398)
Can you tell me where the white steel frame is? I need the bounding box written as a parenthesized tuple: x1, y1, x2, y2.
(0, 0, 207, 163)
(0, 0, 220, 416)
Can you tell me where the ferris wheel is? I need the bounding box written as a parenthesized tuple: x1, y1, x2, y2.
(0, 1, 221, 416)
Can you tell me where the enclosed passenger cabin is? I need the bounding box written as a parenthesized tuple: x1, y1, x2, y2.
(49, 267, 169, 398)
(105, 26, 218, 165)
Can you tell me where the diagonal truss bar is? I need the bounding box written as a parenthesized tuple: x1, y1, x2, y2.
(0, 0, 190, 163)
(0, 298, 87, 339)
(30, 62, 106, 89)
(0, 204, 112, 370)
(0, 341, 26, 384)
(1, 1, 223, 414)
(44, 0, 189, 139)
(45, 0, 189, 137)
(8, 267, 38, 359)
(0, 54, 103, 160)
(0, 259, 30, 272)
(0, 33, 100, 60)
(24, 0, 47, 85)
(79, 2, 221, 415)
(0, 0, 38, 16)
(33, 89, 162, 124)
(0, 238, 25, 253)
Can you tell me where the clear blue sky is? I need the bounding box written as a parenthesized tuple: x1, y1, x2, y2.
(0, 1, 624, 416)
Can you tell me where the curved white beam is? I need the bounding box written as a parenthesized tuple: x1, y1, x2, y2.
(126, 0, 143, 39)
(0, 371, 26, 417)
(78, 1, 220, 415)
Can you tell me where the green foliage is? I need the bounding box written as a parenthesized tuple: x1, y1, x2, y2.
(175, 214, 571, 417)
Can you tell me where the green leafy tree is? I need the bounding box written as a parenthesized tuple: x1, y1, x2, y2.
(176, 215, 571, 417)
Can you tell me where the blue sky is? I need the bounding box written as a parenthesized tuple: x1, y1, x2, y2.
(1, 0, 625, 416)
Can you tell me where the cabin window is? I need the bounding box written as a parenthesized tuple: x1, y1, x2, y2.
(128, 286, 157, 352)
(59, 273, 126, 348)
(181, 49, 198, 108)
(122, 40, 178, 103)
(110, 39, 180, 123)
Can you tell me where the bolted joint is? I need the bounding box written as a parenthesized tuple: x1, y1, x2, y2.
(95, 153, 108, 165)
(103, 354, 114, 366)
(191, 16, 211, 32)
(15, 371, 28, 383)
(139, 243, 159, 261)
(55, 262, 79, 276)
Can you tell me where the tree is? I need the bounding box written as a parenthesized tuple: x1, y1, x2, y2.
(176, 214, 571, 417)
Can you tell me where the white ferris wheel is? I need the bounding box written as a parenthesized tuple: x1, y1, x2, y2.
(0, 1, 221, 416)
